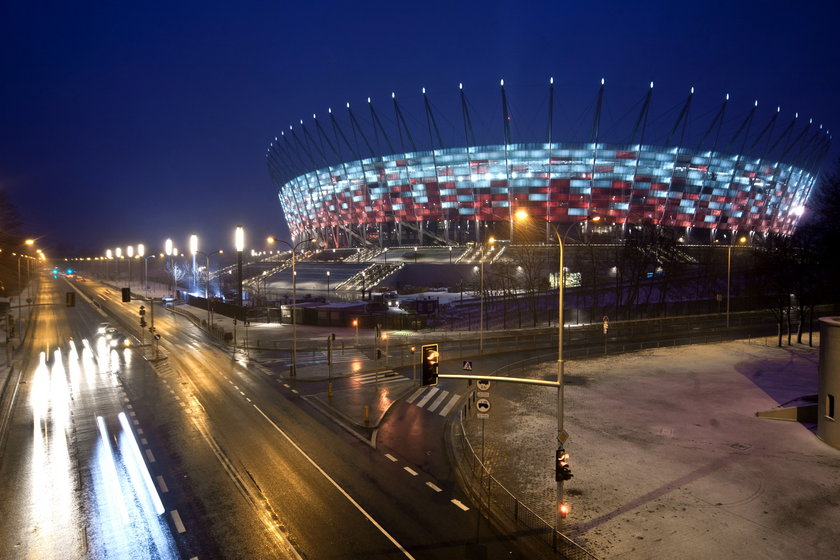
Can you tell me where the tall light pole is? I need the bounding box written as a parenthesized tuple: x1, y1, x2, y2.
(726, 235, 748, 328)
(127, 245, 134, 292)
(165, 238, 174, 295)
(268, 236, 315, 376)
(479, 237, 496, 353)
(326, 270, 330, 293)
(515, 210, 599, 532)
(105, 249, 113, 282)
(115, 247, 122, 284)
(190, 234, 198, 294)
(235, 226, 244, 307)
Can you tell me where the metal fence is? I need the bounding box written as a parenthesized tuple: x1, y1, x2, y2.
(452, 409, 599, 560)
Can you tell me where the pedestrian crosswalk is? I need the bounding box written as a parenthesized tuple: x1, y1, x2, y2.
(406, 386, 462, 417)
(348, 371, 462, 417)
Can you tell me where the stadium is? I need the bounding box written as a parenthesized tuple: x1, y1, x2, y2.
(267, 80, 830, 248)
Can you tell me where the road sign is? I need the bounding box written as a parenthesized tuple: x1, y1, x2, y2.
(476, 398, 491, 417)
(559, 430, 569, 444)
(476, 379, 491, 391)
(463, 360, 473, 371)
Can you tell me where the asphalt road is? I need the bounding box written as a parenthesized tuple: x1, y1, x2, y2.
(1, 273, 526, 559)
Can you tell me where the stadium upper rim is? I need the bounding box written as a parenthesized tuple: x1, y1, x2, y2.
(266, 80, 831, 248)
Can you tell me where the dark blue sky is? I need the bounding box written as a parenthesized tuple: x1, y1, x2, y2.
(1, 0, 837, 256)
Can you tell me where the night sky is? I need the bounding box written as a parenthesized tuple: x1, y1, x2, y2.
(2, 0, 837, 257)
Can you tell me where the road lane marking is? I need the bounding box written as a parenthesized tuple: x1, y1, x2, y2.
(170, 510, 186, 533)
(253, 405, 415, 559)
(246, 397, 252, 403)
(438, 394, 461, 417)
(451, 499, 470, 511)
(156, 475, 169, 493)
(141, 438, 148, 445)
(427, 390, 449, 412)
(291, 389, 299, 394)
(239, 391, 245, 396)
(426, 482, 442, 493)
(137, 429, 144, 435)
(416, 388, 439, 408)
(145, 449, 156, 463)
(385, 454, 398, 462)
(403, 466, 418, 476)
(406, 387, 425, 404)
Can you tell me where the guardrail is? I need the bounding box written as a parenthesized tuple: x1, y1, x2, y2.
(452, 407, 599, 559)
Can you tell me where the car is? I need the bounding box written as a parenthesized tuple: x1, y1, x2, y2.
(103, 327, 119, 340)
(109, 333, 131, 348)
(97, 322, 112, 334)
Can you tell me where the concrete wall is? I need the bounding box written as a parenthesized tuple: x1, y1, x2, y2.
(818, 317, 840, 449)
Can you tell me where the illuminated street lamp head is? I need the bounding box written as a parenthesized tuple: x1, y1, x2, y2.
(115, 247, 122, 258)
(235, 225, 245, 252)
(137, 243, 145, 257)
(106, 249, 113, 259)
(127, 245, 134, 258)
(739, 236, 748, 244)
(190, 234, 198, 255)
(266, 236, 276, 244)
(514, 210, 529, 221)
(165, 238, 173, 256)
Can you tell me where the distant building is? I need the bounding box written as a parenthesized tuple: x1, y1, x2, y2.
(267, 81, 829, 248)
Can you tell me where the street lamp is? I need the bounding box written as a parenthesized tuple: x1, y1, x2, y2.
(193, 241, 221, 328)
(115, 247, 122, 284)
(268, 236, 316, 376)
(479, 237, 496, 352)
(326, 270, 331, 292)
(190, 234, 198, 294)
(126, 245, 134, 292)
(165, 238, 174, 295)
(235, 226, 244, 307)
(726, 235, 748, 328)
(515, 210, 599, 531)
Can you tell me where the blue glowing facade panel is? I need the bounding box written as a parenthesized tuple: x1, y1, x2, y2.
(276, 142, 814, 240)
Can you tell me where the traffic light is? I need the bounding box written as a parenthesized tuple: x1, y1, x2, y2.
(65, 292, 75, 307)
(421, 344, 439, 386)
(559, 502, 570, 519)
(121, 287, 131, 302)
(555, 449, 573, 482)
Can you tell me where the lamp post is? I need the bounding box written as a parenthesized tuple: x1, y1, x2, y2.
(165, 238, 174, 295)
(235, 227, 244, 307)
(515, 210, 599, 532)
(105, 249, 113, 282)
(726, 235, 748, 328)
(190, 234, 198, 295)
(115, 247, 122, 284)
(268, 236, 315, 376)
(326, 270, 330, 292)
(479, 237, 496, 353)
(194, 246, 221, 328)
(126, 245, 134, 292)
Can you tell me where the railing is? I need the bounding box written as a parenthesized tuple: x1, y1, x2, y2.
(453, 408, 599, 559)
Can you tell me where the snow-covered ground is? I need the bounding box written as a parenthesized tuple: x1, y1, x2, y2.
(463, 337, 840, 559)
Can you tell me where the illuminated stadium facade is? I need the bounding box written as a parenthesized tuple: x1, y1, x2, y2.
(267, 81, 830, 248)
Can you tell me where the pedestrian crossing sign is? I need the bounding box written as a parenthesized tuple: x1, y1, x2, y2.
(463, 361, 473, 371)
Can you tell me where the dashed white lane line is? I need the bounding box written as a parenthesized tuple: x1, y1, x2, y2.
(239, 391, 245, 396)
(403, 466, 418, 476)
(246, 397, 252, 403)
(127, 404, 133, 409)
(291, 389, 299, 394)
(133, 419, 140, 425)
(141, 438, 148, 445)
(156, 475, 169, 493)
(170, 509, 186, 533)
(426, 482, 442, 493)
(145, 449, 156, 463)
(129, 410, 137, 417)
(283, 383, 290, 388)
(137, 428, 144, 435)
(385, 453, 398, 462)
(252, 405, 414, 559)
(451, 499, 469, 511)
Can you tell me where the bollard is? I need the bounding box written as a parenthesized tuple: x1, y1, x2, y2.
(328, 382, 333, 399)
(364, 405, 369, 424)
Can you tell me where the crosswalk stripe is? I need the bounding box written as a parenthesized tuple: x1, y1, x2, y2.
(416, 388, 439, 408)
(438, 394, 461, 416)
(426, 390, 449, 412)
(406, 387, 425, 404)
(358, 376, 410, 386)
